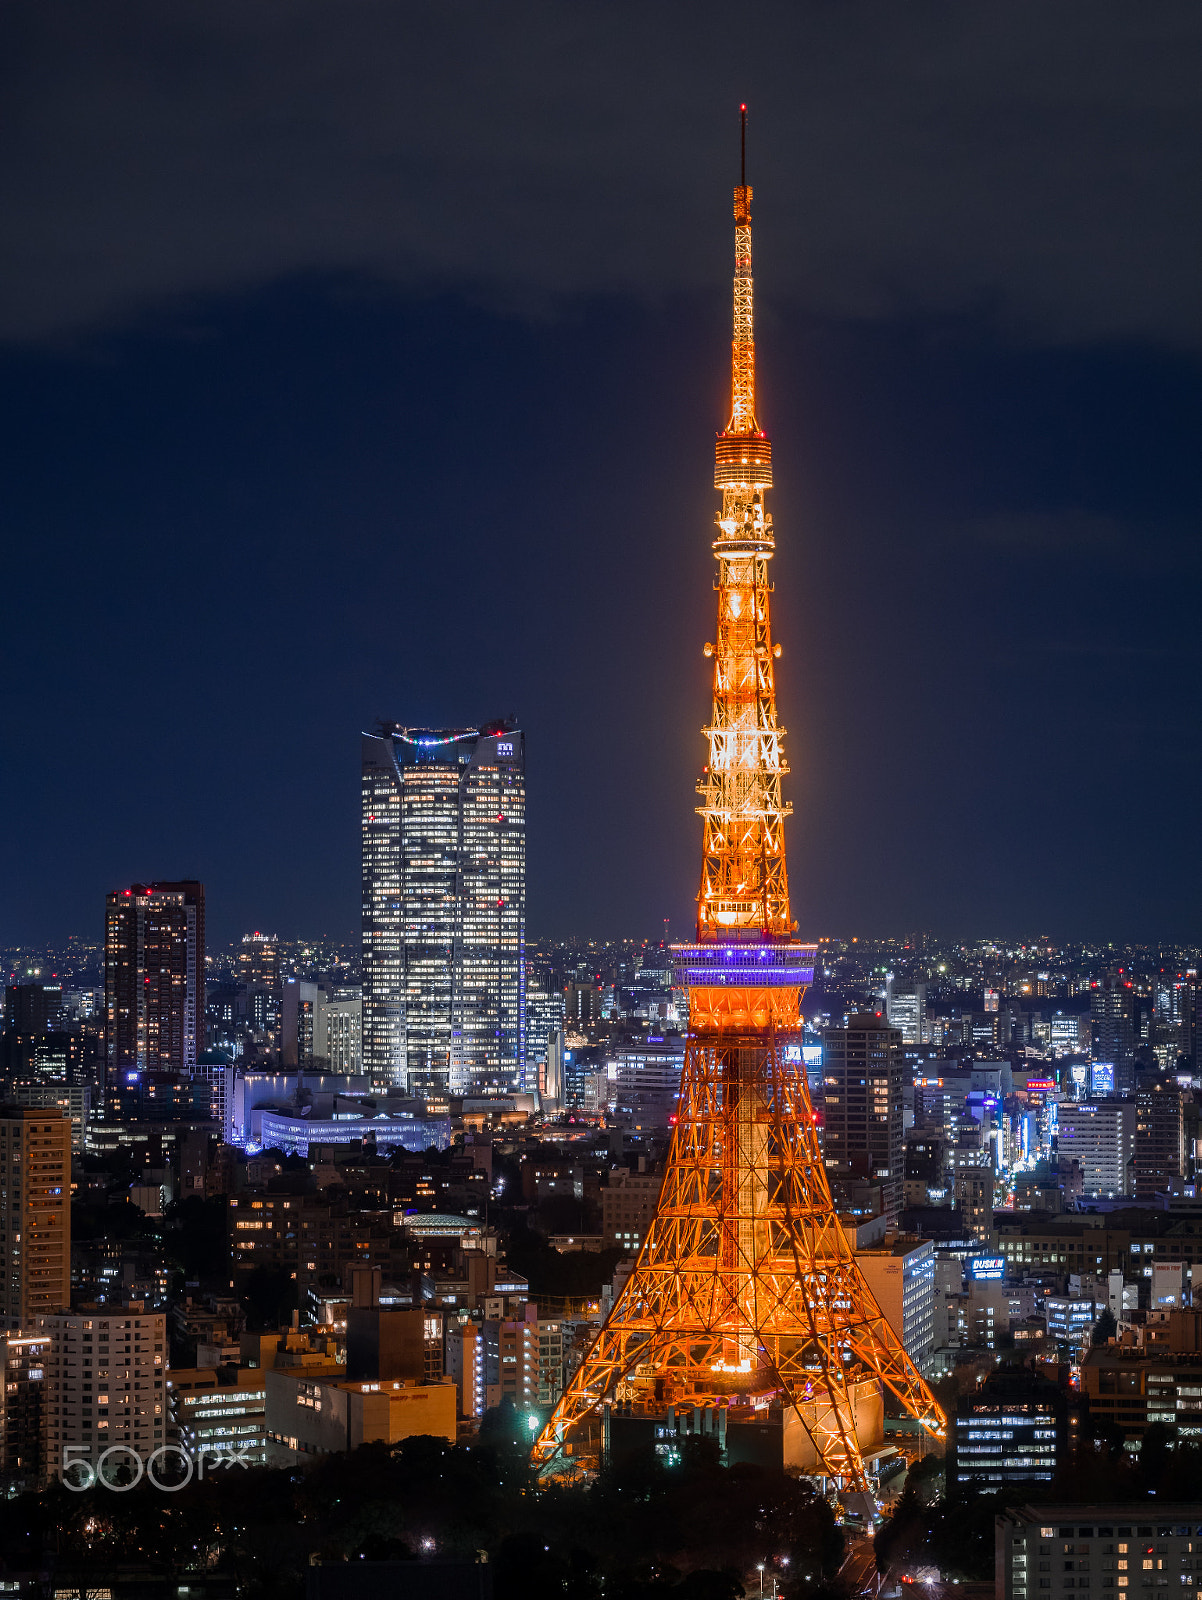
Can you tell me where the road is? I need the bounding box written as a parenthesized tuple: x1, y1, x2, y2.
(840, 1535, 882, 1597)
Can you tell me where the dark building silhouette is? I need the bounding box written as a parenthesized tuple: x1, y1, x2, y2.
(1134, 1078, 1185, 1200)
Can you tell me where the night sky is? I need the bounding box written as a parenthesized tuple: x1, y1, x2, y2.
(3, 3, 1202, 947)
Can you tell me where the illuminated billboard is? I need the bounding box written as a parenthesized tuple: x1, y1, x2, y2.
(1091, 1062, 1115, 1096)
(969, 1256, 1005, 1281)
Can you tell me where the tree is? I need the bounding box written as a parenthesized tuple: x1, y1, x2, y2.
(1091, 1307, 1117, 1346)
(243, 1265, 298, 1330)
(1139, 1421, 1178, 1489)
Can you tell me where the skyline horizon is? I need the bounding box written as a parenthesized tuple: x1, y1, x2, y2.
(5, 24, 1202, 953)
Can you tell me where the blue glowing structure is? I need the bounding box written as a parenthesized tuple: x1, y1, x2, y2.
(671, 942, 817, 989)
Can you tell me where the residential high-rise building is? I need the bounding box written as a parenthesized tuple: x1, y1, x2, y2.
(1133, 1078, 1185, 1201)
(238, 933, 281, 1034)
(41, 1306, 167, 1480)
(280, 978, 320, 1068)
(1, 1329, 51, 1492)
(822, 1012, 905, 1225)
(954, 1150, 997, 1245)
(0, 1106, 71, 1330)
(238, 932, 280, 992)
(320, 989, 362, 1074)
(998, 1504, 1202, 1600)
(104, 881, 206, 1093)
(361, 722, 525, 1094)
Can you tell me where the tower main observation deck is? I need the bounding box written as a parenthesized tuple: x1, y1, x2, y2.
(531, 111, 945, 1490)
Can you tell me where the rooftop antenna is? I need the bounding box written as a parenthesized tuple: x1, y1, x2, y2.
(740, 102, 747, 185)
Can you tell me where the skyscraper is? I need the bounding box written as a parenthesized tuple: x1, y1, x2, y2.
(1091, 968, 1135, 1094)
(0, 1106, 71, 1330)
(104, 882, 205, 1098)
(361, 721, 525, 1095)
(1133, 1078, 1185, 1200)
(822, 1013, 905, 1225)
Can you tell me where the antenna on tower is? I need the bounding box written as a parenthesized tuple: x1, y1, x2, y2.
(740, 103, 747, 185)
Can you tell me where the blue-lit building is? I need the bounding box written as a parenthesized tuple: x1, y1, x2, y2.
(950, 1368, 1066, 1490)
(1045, 1296, 1097, 1350)
(254, 1106, 451, 1157)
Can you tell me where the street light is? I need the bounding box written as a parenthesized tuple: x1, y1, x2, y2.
(758, 1565, 766, 1598)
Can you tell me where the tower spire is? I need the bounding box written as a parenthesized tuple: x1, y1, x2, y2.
(723, 106, 761, 440)
(700, 101, 786, 941)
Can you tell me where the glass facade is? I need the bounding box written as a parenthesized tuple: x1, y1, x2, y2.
(361, 722, 525, 1095)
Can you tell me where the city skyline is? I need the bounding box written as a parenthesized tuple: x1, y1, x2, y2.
(4, 2, 1202, 1566)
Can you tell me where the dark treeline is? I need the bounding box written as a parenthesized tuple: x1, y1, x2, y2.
(3, 1409, 845, 1600)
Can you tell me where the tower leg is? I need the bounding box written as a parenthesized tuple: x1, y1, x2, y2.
(532, 1029, 945, 1483)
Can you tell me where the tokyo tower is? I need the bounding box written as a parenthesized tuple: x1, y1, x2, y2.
(531, 110, 946, 1490)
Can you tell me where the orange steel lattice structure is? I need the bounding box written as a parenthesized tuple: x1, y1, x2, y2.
(532, 111, 945, 1489)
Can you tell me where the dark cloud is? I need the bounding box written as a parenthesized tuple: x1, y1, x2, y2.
(4, 1, 1202, 344)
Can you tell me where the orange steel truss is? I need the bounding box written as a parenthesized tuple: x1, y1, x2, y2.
(532, 111, 946, 1489)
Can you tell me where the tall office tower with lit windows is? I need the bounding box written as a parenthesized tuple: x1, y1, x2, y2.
(361, 721, 525, 1096)
(104, 881, 205, 1096)
(822, 1012, 905, 1225)
(1092, 968, 1135, 1094)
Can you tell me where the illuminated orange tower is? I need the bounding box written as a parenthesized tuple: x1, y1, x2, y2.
(532, 110, 945, 1490)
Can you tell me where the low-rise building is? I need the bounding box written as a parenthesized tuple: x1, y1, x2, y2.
(1081, 1317, 1202, 1443)
(601, 1168, 663, 1255)
(168, 1368, 267, 1463)
(1045, 1297, 1097, 1351)
(949, 1367, 1066, 1490)
(447, 1306, 566, 1420)
(265, 1373, 456, 1460)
